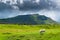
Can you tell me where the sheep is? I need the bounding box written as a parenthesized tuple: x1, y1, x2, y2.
(39, 29, 46, 35)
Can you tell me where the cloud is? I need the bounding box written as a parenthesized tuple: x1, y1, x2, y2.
(16, 0, 56, 11)
(0, 0, 57, 11)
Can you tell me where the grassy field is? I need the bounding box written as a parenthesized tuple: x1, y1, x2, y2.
(0, 24, 60, 40)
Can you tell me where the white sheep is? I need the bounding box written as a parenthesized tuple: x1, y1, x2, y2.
(39, 29, 46, 34)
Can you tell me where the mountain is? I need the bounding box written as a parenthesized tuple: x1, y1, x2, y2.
(0, 14, 56, 25)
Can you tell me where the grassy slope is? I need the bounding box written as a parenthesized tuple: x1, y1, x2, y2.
(0, 24, 60, 40)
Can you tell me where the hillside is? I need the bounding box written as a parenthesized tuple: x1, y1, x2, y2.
(0, 14, 56, 24)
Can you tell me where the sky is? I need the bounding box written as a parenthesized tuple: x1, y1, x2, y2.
(0, 0, 60, 22)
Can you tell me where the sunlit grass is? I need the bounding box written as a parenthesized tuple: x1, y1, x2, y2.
(0, 24, 60, 40)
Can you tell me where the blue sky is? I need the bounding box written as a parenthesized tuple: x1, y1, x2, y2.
(0, 0, 60, 22)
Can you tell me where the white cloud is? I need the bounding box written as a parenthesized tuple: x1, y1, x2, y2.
(50, 0, 60, 6)
(20, 0, 24, 4)
(35, 0, 40, 4)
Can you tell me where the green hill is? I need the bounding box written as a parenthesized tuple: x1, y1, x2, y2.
(0, 14, 56, 24)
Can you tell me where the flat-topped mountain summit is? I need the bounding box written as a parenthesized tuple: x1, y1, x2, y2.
(0, 14, 56, 24)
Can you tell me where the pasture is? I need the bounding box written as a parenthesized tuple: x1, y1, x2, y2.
(0, 24, 60, 40)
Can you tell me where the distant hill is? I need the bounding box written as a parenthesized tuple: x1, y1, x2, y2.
(0, 14, 56, 25)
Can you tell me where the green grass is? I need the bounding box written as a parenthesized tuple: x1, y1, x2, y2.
(0, 24, 60, 40)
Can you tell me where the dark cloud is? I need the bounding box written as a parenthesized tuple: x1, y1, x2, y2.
(0, 0, 57, 11)
(16, 0, 56, 11)
(0, 2, 12, 11)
